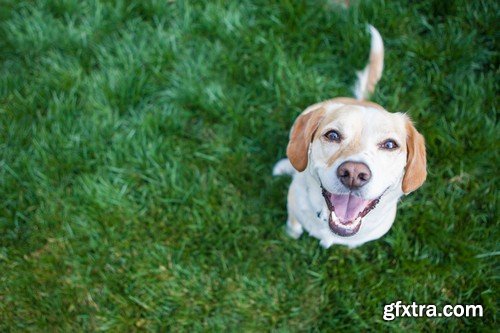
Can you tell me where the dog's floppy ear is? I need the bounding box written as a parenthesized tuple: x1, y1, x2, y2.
(402, 119, 427, 194)
(286, 109, 325, 172)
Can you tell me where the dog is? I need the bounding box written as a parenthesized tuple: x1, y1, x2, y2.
(273, 26, 427, 248)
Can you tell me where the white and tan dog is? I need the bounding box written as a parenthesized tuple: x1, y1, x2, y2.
(273, 26, 427, 248)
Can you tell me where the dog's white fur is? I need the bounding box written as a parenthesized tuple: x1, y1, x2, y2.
(274, 26, 427, 248)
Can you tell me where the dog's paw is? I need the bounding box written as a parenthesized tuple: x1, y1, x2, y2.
(319, 238, 334, 248)
(286, 219, 303, 239)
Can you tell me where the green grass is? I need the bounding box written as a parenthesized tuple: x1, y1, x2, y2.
(0, 0, 498, 331)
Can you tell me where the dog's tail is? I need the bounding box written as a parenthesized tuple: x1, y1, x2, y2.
(354, 25, 384, 101)
(272, 158, 296, 177)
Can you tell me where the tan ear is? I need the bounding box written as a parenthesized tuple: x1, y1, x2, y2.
(286, 109, 325, 172)
(402, 119, 427, 194)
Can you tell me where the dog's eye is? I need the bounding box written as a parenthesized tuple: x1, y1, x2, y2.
(380, 139, 399, 150)
(324, 130, 342, 142)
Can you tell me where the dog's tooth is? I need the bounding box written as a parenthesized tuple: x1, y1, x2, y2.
(331, 211, 340, 223)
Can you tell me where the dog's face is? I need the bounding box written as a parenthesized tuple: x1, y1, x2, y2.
(287, 99, 426, 237)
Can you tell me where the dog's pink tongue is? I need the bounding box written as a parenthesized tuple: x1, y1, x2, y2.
(330, 194, 370, 223)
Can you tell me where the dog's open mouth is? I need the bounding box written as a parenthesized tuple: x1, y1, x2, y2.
(321, 187, 381, 237)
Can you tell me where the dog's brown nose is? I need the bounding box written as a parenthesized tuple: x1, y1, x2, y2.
(337, 161, 372, 189)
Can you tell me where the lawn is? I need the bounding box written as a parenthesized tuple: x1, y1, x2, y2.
(0, 0, 497, 331)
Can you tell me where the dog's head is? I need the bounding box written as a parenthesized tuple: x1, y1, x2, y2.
(286, 98, 426, 236)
